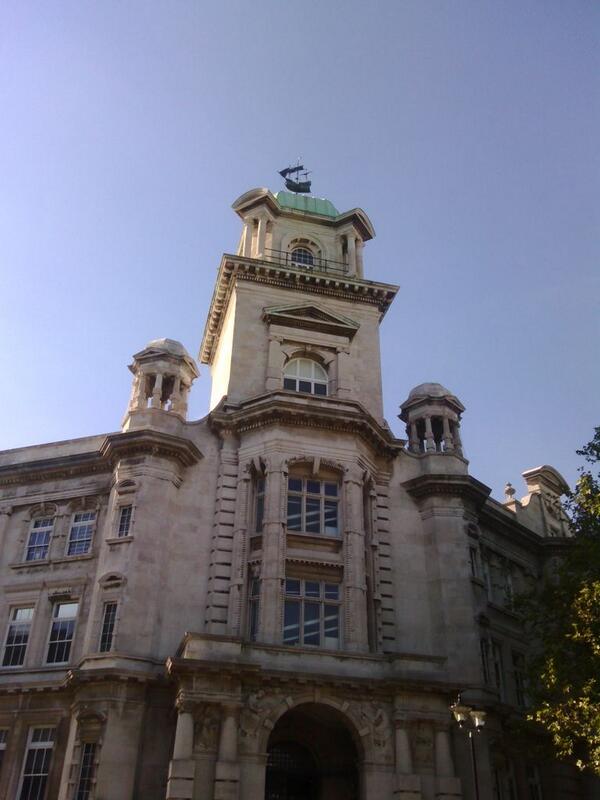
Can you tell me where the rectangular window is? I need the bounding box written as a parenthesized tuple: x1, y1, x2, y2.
(283, 579, 340, 649)
(286, 478, 339, 536)
(248, 578, 260, 641)
(25, 518, 54, 562)
(480, 638, 490, 683)
(491, 640, 505, 701)
(67, 511, 96, 556)
(117, 505, 133, 538)
(469, 545, 479, 578)
(75, 742, 97, 800)
(46, 602, 78, 664)
(0, 729, 8, 773)
(255, 480, 265, 533)
(526, 765, 543, 800)
(503, 570, 514, 607)
(3, 607, 34, 667)
(18, 727, 55, 800)
(98, 603, 117, 653)
(513, 651, 528, 708)
(481, 558, 492, 600)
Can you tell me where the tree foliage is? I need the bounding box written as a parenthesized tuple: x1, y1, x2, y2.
(522, 427, 600, 773)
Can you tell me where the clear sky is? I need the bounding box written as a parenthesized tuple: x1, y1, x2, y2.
(1, 1, 598, 501)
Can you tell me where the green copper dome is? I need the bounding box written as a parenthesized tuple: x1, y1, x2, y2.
(274, 191, 339, 218)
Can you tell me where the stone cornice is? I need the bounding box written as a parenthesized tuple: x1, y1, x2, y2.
(0, 430, 202, 487)
(199, 255, 399, 365)
(477, 499, 549, 552)
(402, 474, 491, 509)
(209, 393, 404, 458)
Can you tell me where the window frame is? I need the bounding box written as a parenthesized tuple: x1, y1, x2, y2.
(17, 726, 56, 800)
(254, 479, 265, 534)
(24, 517, 54, 563)
(74, 741, 97, 800)
(283, 358, 328, 396)
(248, 577, 260, 642)
(98, 602, 118, 653)
(45, 601, 79, 665)
(116, 504, 133, 538)
(491, 639, 506, 701)
(66, 511, 97, 557)
(2, 606, 34, 668)
(282, 578, 342, 649)
(286, 477, 340, 537)
(290, 246, 315, 267)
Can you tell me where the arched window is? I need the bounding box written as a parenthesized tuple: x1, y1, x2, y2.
(290, 247, 314, 267)
(283, 358, 327, 396)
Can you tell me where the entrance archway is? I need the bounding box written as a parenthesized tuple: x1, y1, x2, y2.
(264, 703, 360, 800)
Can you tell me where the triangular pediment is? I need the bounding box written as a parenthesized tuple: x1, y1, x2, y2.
(263, 303, 360, 339)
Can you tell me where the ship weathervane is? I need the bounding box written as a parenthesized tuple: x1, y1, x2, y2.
(278, 160, 312, 194)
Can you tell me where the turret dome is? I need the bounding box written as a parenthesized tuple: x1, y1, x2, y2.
(407, 382, 453, 400)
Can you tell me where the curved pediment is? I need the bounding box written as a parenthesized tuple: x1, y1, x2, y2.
(263, 303, 360, 339)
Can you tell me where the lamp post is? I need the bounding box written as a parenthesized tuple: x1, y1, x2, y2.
(450, 695, 486, 800)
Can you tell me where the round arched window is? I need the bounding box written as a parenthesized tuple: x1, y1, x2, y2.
(290, 247, 314, 267)
(283, 358, 327, 396)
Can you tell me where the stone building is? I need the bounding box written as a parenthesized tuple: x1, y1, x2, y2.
(0, 186, 592, 800)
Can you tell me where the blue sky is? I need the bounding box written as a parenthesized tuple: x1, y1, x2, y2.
(1, 1, 598, 500)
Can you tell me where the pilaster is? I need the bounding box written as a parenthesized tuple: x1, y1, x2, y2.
(343, 464, 369, 651)
(258, 454, 287, 644)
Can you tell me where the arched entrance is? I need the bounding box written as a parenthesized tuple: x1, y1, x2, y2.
(264, 703, 360, 800)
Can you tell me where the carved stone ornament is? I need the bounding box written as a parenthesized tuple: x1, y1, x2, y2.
(239, 689, 282, 740)
(193, 703, 220, 752)
(358, 702, 392, 750)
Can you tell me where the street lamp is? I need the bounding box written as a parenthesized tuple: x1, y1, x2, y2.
(450, 694, 486, 800)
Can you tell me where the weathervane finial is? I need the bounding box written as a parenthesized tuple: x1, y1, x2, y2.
(278, 160, 312, 194)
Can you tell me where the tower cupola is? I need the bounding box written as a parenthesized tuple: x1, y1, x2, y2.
(400, 383, 465, 456)
(124, 338, 198, 427)
(231, 187, 375, 278)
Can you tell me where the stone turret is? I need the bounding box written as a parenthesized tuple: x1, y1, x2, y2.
(123, 338, 198, 430)
(399, 382, 465, 456)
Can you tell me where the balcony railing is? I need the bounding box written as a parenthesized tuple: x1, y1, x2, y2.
(261, 248, 349, 276)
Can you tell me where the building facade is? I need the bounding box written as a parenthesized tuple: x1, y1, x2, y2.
(0, 187, 593, 800)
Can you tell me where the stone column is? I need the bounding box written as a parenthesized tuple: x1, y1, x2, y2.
(256, 217, 267, 258)
(442, 416, 454, 452)
(228, 467, 251, 636)
(343, 464, 369, 651)
(335, 347, 351, 398)
(424, 416, 436, 452)
(393, 719, 422, 799)
(151, 372, 163, 409)
(259, 455, 286, 643)
(242, 220, 253, 257)
(0, 506, 12, 542)
(166, 699, 196, 800)
(453, 422, 463, 456)
(214, 704, 240, 800)
(409, 423, 419, 453)
(265, 336, 284, 392)
(356, 239, 364, 277)
(434, 722, 462, 799)
(346, 234, 356, 275)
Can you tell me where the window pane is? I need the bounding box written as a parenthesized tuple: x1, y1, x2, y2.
(314, 382, 327, 396)
(118, 505, 133, 537)
(305, 581, 320, 598)
(75, 743, 96, 800)
(298, 359, 312, 379)
(14, 608, 34, 622)
(286, 496, 302, 531)
(324, 605, 339, 646)
(305, 498, 321, 533)
(324, 483, 338, 497)
(256, 495, 264, 533)
(99, 603, 117, 653)
(306, 480, 321, 495)
(324, 501, 338, 535)
(56, 603, 78, 619)
(283, 377, 296, 391)
(283, 601, 300, 645)
(303, 602, 320, 645)
(288, 478, 302, 492)
(285, 579, 301, 596)
(298, 380, 312, 393)
(324, 584, 339, 600)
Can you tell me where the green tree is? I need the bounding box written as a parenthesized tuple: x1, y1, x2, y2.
(523, 427, 600, 773)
